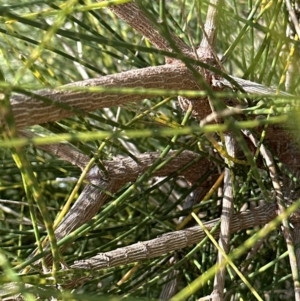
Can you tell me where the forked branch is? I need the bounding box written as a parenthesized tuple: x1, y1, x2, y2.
(44, 149, 213, 244)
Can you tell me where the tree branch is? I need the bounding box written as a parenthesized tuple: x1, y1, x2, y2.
(19, 130, 90, 170)
(54, 149, 212, 237)
(10, 65, 199, 129)
(212, 133, 236, 300)
(71, 202, 278, 270)
(98, 1, 191, 55)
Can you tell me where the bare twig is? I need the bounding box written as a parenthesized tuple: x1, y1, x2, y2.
(29, 149, 213, 265)
(7, 70, 289, 131)
(0, 204, 37, 227)
(98, 1, 191, 55)
(285, 0, 300, 38)
(197, 0, 223, 63)
(292, 225, 300, 278)
(19, 130, 90, 170)
(212, 133, 236, 301)
(71, 202, 277, 270)
(284, 0, 299, 93)
(214, 76, 291, 96)
(159, 269, 180, 300)
(197, 0, 230, 298)
(9, 65, 200, 129)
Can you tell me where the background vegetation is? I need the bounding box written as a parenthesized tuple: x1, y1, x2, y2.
(0, 0, 299, 300)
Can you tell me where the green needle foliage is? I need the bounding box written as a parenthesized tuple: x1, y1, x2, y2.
(0, 0, 299, 300)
